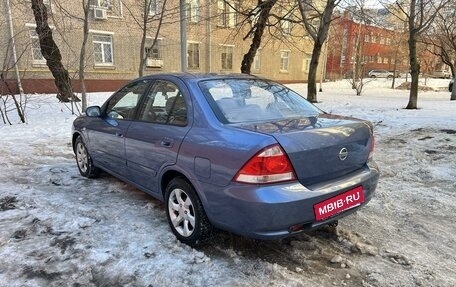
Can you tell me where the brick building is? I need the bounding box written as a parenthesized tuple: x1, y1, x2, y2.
(326, 11, 408, 79)
(0, 0, 324, 95)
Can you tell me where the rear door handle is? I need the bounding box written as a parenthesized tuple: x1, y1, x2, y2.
(115, 132, 124, 138)
(161, 138, 174, 147)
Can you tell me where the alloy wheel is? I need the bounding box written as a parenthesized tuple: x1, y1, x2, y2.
(168, 188, 195, 237)
(76, 142, 88, 173)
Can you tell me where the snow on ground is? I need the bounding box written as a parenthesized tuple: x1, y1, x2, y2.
(0, 78, 455, 287)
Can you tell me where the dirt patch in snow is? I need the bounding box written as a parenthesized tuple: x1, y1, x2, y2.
(0, 196, 18, 211)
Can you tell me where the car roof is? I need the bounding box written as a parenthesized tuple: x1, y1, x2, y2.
(138, 73, 260, 82)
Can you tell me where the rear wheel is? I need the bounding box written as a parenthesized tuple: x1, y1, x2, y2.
(165, 177, 212, 246)
(370, 75, 376, 78)
(75, 136, 100, 178)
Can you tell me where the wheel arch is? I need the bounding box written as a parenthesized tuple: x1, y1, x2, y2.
(160, 169, 209, 209)
(72, 132, 82, 153)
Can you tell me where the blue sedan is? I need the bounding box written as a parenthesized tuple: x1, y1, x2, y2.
(72, 73, 379, 245)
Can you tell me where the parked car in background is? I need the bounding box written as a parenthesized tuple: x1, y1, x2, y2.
(433, 70, 451, 79)
(368, 70, 394, 78)
(72, 73, 379, 246)
(449, 78, 454, 92)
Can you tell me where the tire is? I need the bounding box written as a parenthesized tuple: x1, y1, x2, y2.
(387, 75, 393, 79)
(75, 136, 100, 178)
(370, 75, 376, 78)
(165, 177, 212, 246)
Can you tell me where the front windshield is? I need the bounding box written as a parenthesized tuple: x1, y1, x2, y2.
(199, 79, 321, 123)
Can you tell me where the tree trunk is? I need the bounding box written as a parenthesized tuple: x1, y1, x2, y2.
(307, 41, 323, 103)
(451, 76, 456, 101)
(407, 30, 419, 109)
(241, 0, 277, 74)
(31, 0, 75, 102)
(79, 0, 90, 111)
(391, 50, 398, 89)
(301, 0, 338, 103)
(138, 1, 149, 77)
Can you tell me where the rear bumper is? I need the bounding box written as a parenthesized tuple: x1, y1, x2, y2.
(204, 161, 379, 240)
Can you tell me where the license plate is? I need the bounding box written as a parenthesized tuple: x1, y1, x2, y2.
(314, 186, 364, 221)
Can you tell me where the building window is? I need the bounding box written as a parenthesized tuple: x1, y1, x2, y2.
(383, 57, 388, 64)
(249, 6, 260, 31)
(365, 34, 369, 42)
(148, 0, 159, 16)
(386, 38, 391, 45)
(218, 0, 237, 28)
(302, 58, 311, 72)
(253, 49, 261, 71)
(377, 56, 382, 63)
(371, 33, 376, 43)
(187, 42, 200, 69)
(280, 51, 290, 71)
(281, 15, 292, 35)
(146, 39, 162, 59)
(96, 0, 113, 9)
(145, 39, 163, 67)
(186, 0, 199, 23)
(380, 36, 385, 44)
(93, 34, 114, 65)
(306, 59, 311, 71)
(30, 29, 45, 63)
(221, 45, 233, 70)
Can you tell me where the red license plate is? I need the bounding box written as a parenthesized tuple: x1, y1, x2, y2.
(314, 186, 364, 221)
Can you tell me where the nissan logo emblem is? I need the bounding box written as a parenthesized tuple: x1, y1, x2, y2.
(339, 148, 348, 161)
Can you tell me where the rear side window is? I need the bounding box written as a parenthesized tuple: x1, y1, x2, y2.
(105, 80, 150, 120)
(199, 79, 320, 123)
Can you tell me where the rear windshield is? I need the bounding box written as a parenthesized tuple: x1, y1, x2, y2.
(199, 79, 320, 123)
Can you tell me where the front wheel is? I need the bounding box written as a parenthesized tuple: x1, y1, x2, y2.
(75, 136, 100, 178)
(165, 177, 212, 246)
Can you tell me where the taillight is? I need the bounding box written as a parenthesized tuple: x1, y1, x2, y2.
(368, 135, 375, 160)
(234, 144, 297, 184)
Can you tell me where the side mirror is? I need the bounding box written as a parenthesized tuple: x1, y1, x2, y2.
(86, 106, 102, 117)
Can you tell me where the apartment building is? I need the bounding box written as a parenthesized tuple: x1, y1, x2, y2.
(1, 0, 323, 94)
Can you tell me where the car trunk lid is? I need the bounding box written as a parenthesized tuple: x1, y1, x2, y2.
(233, 114, 373, 186)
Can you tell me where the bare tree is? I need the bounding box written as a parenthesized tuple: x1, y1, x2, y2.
(0, 40, 29, 124)
(298, 0, 340, 103)
(1, 0, 29, 124)
(240, 0, 278, 74)
(122, 0, 176, 77)
(393, 0, 450, 109)
(422, 6, 456, 78)
(30, 0, 75, 103)
(139, 0, 168, 77)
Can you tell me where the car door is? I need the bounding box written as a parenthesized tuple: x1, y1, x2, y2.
(125, 78, 192, 194)
(88, 80, 151, 176)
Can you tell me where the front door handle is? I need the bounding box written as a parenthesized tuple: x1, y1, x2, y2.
(115, 132, 124, 138)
